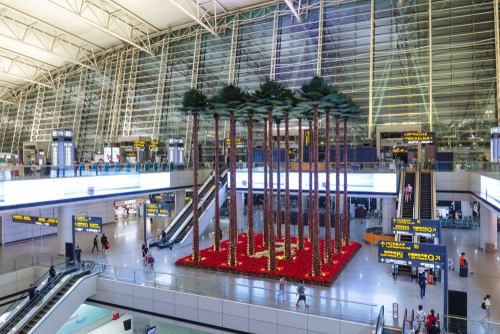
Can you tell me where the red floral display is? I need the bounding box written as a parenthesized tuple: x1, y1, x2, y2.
(175, 234, 361, 287)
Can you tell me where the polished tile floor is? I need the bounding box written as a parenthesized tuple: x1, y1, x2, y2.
(2, 208, 499, 331)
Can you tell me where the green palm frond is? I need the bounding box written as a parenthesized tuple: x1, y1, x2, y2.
(178, 88, 210, 115)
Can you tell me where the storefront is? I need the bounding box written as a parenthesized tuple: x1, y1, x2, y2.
(114, 199, 149, 219)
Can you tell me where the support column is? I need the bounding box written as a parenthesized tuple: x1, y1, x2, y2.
(494, 0, 500, 126)
(480, 207, 498, 252)
(236, 192, 245, 233)
(57, 204, 73, 256)
(381, 198, 396, 234)
(175, 190, 185, 214)
(368, 0, 375, 139)
(132, 315, 149, 334)
(376, 198, 381, 212)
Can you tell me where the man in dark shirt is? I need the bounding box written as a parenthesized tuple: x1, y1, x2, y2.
(27, 284, 37, 300)
(426, 319, 440, 334)
(75, 246, 82, 264)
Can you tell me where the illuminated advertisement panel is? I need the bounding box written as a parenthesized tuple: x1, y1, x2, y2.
(0, 172, 171, 208)
(228, 172, 397, 194)
(480, 175, 500, 208)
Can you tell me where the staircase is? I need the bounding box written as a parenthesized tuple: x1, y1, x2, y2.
(402, 172, 415, 218)
(420, 172, 432, 219)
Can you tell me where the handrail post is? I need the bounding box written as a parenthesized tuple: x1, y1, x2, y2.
(175, 277, 178, 291)
(222, 282, 225, 299)
(154, 272, 156, 287)
(37, 254, 39, 266)
(198, 281, 201, 295)
(51, 256, 53, 267)
(14, 259, 16, 271)
(134, 270, 136, 284)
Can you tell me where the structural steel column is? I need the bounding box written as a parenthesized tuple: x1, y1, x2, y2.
(30, 85, 46, 142)
(382, 198, 396, 235)
(153, 36, 170, 140)
(93, 57, 111, 153)
(51, 75, 65, 133)
(0, 104, 6, 151)
(10, 92, 26, 153)
(429, 0, 433, 131)
(73, 67, 87, 146)
(316, 0, 324, 77)
(228, 18, 239, 85)
(495, 0, 500, 126)
(368, 0, 375, 139)
(108, 50, 126, 142)
(122, 49, 140, 137)
(270, 10, 279, 80)
(185, 31, 201, 164)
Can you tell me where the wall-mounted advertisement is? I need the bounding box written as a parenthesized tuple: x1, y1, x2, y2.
(0, 172, 171, 209)
(104, 147, 112, 162)
(480, 175, 500, 208)
(228, 172, 397, 194)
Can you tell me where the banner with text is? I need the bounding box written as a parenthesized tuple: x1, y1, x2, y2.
(378, 241, 445, 268)
(391, 218, 440, 237)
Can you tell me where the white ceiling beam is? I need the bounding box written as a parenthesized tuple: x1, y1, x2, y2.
(0, 54, 55, 88)
(107, 0, 160, 32)
(283, 0, 303, 23)
(0, 84, 20, 103)
(0, 47, 58, 70)
(40, 0, 155, 55)
(169, 0, 219, 37)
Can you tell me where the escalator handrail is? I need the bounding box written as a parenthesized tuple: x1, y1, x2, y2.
(431, 170, 437, 220)
(171, 173, 228, 244)
(402, 308, 408, 334)
(414, 170, 420, 219)
(397, 169, 405, 218)
(9, 261, 95, 334)
(373, 305, 384, 334)
(0, 262, 71, 330)
(163, 170, 220, 236)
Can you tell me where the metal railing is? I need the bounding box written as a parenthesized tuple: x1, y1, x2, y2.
(0, 254, 66, 275)
(0, 162, 216, 180)
(96, 263, 377, 325)
(441, 314, 499, 334)
(373, 305, 384, 334)
(238, 161, 401, 173)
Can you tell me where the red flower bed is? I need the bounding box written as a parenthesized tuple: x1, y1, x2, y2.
(175, 234, 361, 287)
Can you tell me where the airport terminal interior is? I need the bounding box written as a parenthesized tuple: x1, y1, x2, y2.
(0, 0, 500, 333)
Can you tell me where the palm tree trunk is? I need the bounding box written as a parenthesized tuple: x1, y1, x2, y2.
(247, 116, 254, 255)
(214, 116, 220, 251)
(297, 118, 304, 251)
(267, 107, 276, 271)
(276, 121, 282, 240)
(343, 117, 349, 246)
(263, 118, 268, 247)
(228, 110, 237, 266)
(334, 115, 341, 254)
(324, 110, 331, 264)
(192, 113, 200, 262)
(308, 121, 313, 242)
(312, 106, 321, 276)
(284, 112, 291, 260)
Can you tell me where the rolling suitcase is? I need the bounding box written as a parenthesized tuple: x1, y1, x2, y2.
(459, 266, 468, 277)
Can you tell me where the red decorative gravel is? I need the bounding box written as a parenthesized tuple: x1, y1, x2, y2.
(175, 233, 361, 287)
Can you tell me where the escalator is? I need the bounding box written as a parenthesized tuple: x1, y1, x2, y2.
(420, 172, 432, 219)
(0, 262, 94, 334)
(402, 172, 415, 218)
(155, 170, 228, 248)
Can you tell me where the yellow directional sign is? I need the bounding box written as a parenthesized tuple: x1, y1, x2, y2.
(391, 218, 440, 237)
(378, 241, 445, 267)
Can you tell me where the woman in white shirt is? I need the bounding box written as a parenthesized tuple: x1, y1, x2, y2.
(481, 295, 492, 322)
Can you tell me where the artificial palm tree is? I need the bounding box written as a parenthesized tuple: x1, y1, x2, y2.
(263, 117, 269, 247)
(297, 116, 305, 251)
(307, 117, 314, 243)
(179, 88, 210, 262)
(214, 114, 221, 251)
(274, 115, 286, 240)
(253, 79, 286, 271)
(299, 77, 332, 276)
(212, 85, 246, 266)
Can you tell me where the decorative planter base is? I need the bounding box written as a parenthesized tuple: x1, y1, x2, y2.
(175, 233, 361, 287)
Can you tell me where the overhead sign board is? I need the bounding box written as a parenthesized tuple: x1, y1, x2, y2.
(224, 138, 246, 148)
(73, 216, 102, 233)
(168, 139, 184, 144)
(12, 215, 57, 227)
(391, 218, 439, 237)
(378, 241, 445, 268)
(133, 140, 146, 148)
(51, 130, 74, 138)
(145, 203, 171, 217)
(403, 132, 435, 144)
(149, 141, 159, 148)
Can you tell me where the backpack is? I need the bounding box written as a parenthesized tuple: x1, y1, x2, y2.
(419, 277, 426, 288)
(481, 301, 486, 309)
(296, 285, 301, 294)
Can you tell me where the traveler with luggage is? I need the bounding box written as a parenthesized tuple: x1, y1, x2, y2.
(481, 295, 493, 322)
(101, 234, 108, 255)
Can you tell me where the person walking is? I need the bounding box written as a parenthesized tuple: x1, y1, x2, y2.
(278, 276, 286, 301)
(481, 295, 493, 322)
(408, 183, 413, 201)
(49, 266, 56, 282)
(415, 305, 426, 333)
(92, 235, 99, 253)
(426, 309, 438, 328)
(75, 246, 82, 265)
(296, 280, 309, 308)
(418, 273, 427, 299)
(101, 234, 108, 255)
(27, 284, 37, 301)
(426, 319, 440, 334)
(142, 242, 149, 258)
